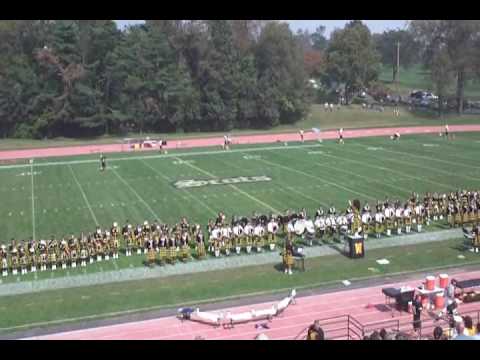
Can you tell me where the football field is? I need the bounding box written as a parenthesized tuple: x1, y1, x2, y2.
(2, 131, 480, 244)
(2, 131, 480, 332)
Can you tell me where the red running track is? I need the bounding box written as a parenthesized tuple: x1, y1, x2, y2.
(25, 269, 480, 340)
(2, 124, 480, 161)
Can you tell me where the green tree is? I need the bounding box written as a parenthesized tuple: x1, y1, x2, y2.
(326, 20, 381, 104)
(255, 22, 310, 126)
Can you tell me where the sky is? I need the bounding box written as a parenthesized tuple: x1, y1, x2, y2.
(115, 20, 409, 37)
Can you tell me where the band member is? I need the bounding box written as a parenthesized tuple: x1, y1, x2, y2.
(336, 214, 348, 242)
(134, 225, 143, 255)
(100, 154, 107, 171)
(361, 206, 372, 240)
(59, 238, 69, 269)
(395, 202, 403, 235)
(48, 237, 58, 270)
(282, 240, 294, 275)
(374, 206, 385, 239)
(384, 203, 394, 236)
(80, 237, 88, 267)
(254, 221, 265, 252)
(473, 225, 480, 253)
(9, 240, 19, 275)
(233, 221, 244, 254)
(146, 237, 155, 267)
(314, 214, 326, 241)
(415, 203, 424, 232)
(404, 204, 412, 234)
(180, 230, 191, 261)
(28, 239, 37, 272)
(1, 245, 8, 276)
(244, 221, 254, 253)
(299, 129, 304, 143)
(103, 231, 111, 261)
(167, 234, 177, 264)
(19, 241, 28, 275)
(211, 226, 221, 257)
(111, 222, 120, 259)
(196, 229, 206, 259)
(267, 217, 279, 250)
(39, 240, 48, 271)
(87, 234, 95, 264)
(68, 236, 78, 268)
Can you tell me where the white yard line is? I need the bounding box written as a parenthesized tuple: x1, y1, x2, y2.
(258, 157, 376, 201)
(68, 165, 99, 226)
(175, 157, 281, 214)
(30, 163, 36, 241)
(354, 143, 479, 171)
(110, 168, 162, 223)
(139, 159, 217, 217)
(0, 144, 323, 170)
(277, 149, 412, 196)
(220, 154, 330, 208)
(334, 147, 454, 190)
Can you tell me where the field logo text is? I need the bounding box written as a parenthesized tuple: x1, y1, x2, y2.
(174, 176, 272, 189)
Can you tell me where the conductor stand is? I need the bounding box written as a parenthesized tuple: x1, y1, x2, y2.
(347, 235, 365, 259)
(346, 199, 365, 259)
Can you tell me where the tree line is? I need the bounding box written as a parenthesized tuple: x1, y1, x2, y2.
(0, 20, 312, 139)
(1, 20, 479, 139)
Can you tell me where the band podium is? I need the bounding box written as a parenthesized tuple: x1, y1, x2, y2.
(347, 235, 365, 259)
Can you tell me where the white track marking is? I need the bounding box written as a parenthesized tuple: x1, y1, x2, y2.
(111, 168, 162, 223)
(139, 159, 217, 216)
(0, 144, 323, 170)
(258, 157, 376, 201)
(30, 163, 36, 241)
(68, 165, 99, 226)
(174, 156, 281, 213)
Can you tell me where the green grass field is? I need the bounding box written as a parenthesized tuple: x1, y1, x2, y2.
(3, 132, 480, 244)
(2, 131, 480, 333)
(379, 64, 480, 99)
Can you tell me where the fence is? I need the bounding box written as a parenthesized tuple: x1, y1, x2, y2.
(308, 306, 480, 340)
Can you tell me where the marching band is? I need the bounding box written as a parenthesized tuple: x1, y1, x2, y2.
(1, 189, 480, 277)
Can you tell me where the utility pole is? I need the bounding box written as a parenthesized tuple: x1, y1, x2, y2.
(396, 41, 400, 86)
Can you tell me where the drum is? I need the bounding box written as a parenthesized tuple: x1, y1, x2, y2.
(425, 276, 435, 291)
(435, 294, 445, 310)
(294, 220, 306, 235)
(439, 274, 449, 289)
(305, 220, 315, 235)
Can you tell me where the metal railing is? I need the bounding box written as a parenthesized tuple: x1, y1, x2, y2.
(304, 305, 480, 340)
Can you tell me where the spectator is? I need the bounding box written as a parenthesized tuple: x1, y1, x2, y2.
(455, 320, 465, 339)
(379, 328, 388, 340)
(370, 331, 381, 340)
(464, 316, 476, 336)
(307, 320, 325, 340)
(433, 326, 447, 340)
(412, 294, 423, 333)
(395, 332, 409, 340)
(476, 323, 480, 335)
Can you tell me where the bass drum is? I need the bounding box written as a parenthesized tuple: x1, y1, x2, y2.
(267, 222, 279, 233)
(294, 220, 306, 235)
(305, 220, 315, 235)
